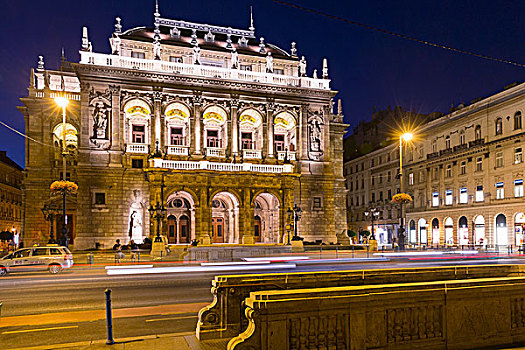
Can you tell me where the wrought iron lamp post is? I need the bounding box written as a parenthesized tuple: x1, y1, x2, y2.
(288, 204, 302, 240)
(41, 203, 59, 244)
(364, 208, 380, 240)
(286, 208, 293, 244)
(55, 94, 69, 247)
(148, 201, 167, 243)
(398, 132, 413, 250)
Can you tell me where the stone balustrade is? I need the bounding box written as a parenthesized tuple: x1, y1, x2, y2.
(166, 145, 189, 155)
(126, 143, 149, 154)
(228, 276, 525, 349)
(150, 158, 294, 174)
(79, 51, 331, 90)
(196, 264, 524, 340)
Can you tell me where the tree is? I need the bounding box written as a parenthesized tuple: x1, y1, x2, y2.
(347, 230, 358, 244)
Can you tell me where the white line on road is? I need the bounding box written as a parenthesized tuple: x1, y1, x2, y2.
(145, 315, 198, 322)
(106, 263, 297, 275)
(2, 325, 78, 335)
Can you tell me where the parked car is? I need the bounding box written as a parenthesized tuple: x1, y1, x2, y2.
(0, 246, 73, 275)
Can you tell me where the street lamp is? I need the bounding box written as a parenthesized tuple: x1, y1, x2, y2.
(398, 131, 414, 250)
(55, 94, 70, 247)
(286, 208, 293, 244)
(364, 208, 380, 240)
(41, 203, 58, 244)
(148, 201, 167, 243)
(288, 204, 302, 240)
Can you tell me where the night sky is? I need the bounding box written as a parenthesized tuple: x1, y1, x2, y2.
(1, 0, 525, 167)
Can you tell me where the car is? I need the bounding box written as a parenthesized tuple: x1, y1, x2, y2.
(0, 246, 74, 276)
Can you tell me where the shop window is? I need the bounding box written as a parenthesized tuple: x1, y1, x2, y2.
(496, 151, 503, 168)
(432, 192, 439, 207)
(459, 187, 468, 204)
(515, 148, 523, 164)
(515, 112, 522, 130)
(496, 182, 504, 199)
(515, 179, 524, 198)
(131, 158, 143, 169)
(132, 125, 145, 143)
(445, 190, 453, 205)
(475, 185, 484, 202)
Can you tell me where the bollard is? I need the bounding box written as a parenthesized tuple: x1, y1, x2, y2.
(319, 246, 322, 259)
(160, 250, 163, 262)
(105, 289, 115, 345)
(366, 244, 369, 258)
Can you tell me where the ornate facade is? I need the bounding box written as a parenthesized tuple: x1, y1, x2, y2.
(0, 151, 23, 237)
(19, 7, 347, 249)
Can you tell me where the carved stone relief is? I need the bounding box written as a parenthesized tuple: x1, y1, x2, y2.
(308, 111, 324, 161)
(89, 88, 112, 149)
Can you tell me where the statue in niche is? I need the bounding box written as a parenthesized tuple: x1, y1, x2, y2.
(128, 210, 143, 243)
(193, 44, 201, 65)
(92, 101, 109, 139)
(266, 52, 273, 73)
(230, 48, 239, 69)
(309, 118, 322, 152)
(109, 33, 121, 55)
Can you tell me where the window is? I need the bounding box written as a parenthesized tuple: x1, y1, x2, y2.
(496, 182, 504, 199)
(170, 127, 184, 145)
(445, 190, 453, 205)
(169, 56, 183, 63)
(515, 112, 522, 130)
(475, 125, 482, 140)
(371, 176, 375, 186)
(349, 181, 353, 191)
(379, 191, 383, 201)
(445, 136, 451, 149)
(94, 192, 106, 205)
(475, 185, 484, 202)
(274, 134, 285, 151)
(131, 51, 146, 59)
(432, 140, 437, 153)
(355, 180, 358, 190)
(371, 192, 375, 202)
(59, 172, 71, 181)
(371, 159, 375, 167)
(460, 161, 466, 175)
(313, 197, 322, 209)
(132, 125, 145, 143)
(495, 118, 503, 135)
(33, 248, 48, 256)
(50, 248, 62, 255)
(408, 173, 414, 185)
(515, 148, 523, 164)
(419, 170, 425, 182)
(207, 130, 219, 148)
(240, 64, 252, 71)
(387, 171, 391, 182)
(515, 179, 524, 198)
(460, 131, 465, 145)
(459, 187, 468, 204)
(131, 158, 143, 169)
(476, 157, 483, 171)
(445, 164, 452, 178)
(355, 197, 359, 206)
(387, 189, 392, 200)
(241, 132, 253, 150)
(273, 68, 284, 75)
(433, 167, 439, 180)
(432, 192, 439, 207)
(496, 151, 503, 168)
(379, 174, 383, 184)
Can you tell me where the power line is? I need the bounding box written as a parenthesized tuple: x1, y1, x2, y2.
(0, 120, 57, 149)
(270, 0, 525, 68)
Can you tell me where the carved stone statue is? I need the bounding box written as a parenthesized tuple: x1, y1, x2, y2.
(313, 69, 318, 79)
(128, 210, 143, 242)
(299, 56, 307, 76)
(109, 33, 121, 55)
(266, 52, 273, 73)
(193, 44, 201, 65)
(309, 119, 322, 152)
(153, 39, 161, 60)
(93, 102, 108, 139)
(230, 48, 239, 69)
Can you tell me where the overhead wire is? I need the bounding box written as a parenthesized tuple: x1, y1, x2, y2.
(0, 120, 58, 149)
(270, 0, 525, 68)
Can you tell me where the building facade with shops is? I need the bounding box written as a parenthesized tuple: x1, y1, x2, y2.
(346, 81, 525, 248)
(0, 151, 23, 240)
(19, 7, 347, 249)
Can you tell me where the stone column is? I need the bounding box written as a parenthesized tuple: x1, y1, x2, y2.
(231, 96, 239, 156)
(300, 104, 309, 160)
(266, 100, 275, 158)
(193, 94, 203, 155)
(79, 83, 91, 150)
(197, 186, 211, 244)
(152, 91, 162, 152)
(109, 85, 121, 151)
(241, 188, 255, 244)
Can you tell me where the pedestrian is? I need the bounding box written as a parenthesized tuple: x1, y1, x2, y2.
(129, 240, 138, 262)
(113, 239, 124, 263)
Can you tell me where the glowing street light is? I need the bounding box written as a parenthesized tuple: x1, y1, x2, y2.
(55, 93, 69, 247)
(54, 96, 69, 108)
(398, 131, 414, 250)
(401, 132, 413, 142)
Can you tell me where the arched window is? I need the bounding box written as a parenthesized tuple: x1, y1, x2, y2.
(515, 111, 522, 130)
(202, 106, 227, 156)
(124, 99, 151, 153)
(239, 109, 263, 153)
(495, 118, 503, 135)
(475, 125, 482, 140)
(445, 136, 451, 149)
(165, 102, 191, 154)
(53, 123, 78, 152)
(273, 112, 297, 158)
(459, 130, 465, 145)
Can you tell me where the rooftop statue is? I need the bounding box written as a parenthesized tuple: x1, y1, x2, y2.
(109, 33, 121, 55)
(299, 56, 307, 77)
(153, 39, 161, 60)
(193, 44, 201, 65)
(230, 48, 239, 69)
(266, 52, 273, 73)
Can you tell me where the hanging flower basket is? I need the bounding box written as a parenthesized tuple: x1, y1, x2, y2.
(392, 193, 412, 204)
(50, 180, 78, 195)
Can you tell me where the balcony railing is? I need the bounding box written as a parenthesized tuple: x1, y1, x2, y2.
(79, 51, 331, 90)
(469, 139, 485, 148)
(126, 144, 149, 154)
(206, 147, 225, 158)
(243, 149, 262, 159)
(150, 159, 294, 174)
(453, 143, 468, 152)
(277, 151, 296, 161)
(167, 145, 189, 156)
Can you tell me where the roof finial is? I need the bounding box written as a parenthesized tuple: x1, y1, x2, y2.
(114, 17, 122, 34)
(81, 27, 89, 51)
(37, 55, 44, 72)
(154, 0, 160, 39)
(322, 58, 328, 79)
(338, 99, 343, 116)
(249, 6, 255, 33)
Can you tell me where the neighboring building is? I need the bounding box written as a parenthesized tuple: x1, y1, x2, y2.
(346, 81, 525, 249)
(0, 151, 23, 238)
(19, 6, 347, 249)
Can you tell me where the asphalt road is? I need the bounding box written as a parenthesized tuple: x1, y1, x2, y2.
(1, 257, 524, 349)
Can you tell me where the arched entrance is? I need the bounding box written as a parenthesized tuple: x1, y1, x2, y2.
(166, 191, 195, 244)
(431, 218, 440, 245)
(409, 220, 416, 244)
(211, 192, 240, 243)
(474, 215, 485, 245)
(444, 217, 454, 245)
(515, 213, 525, 246)
(458, 216, 469, 245)
(418, 218, 427, 244)
(495, 214, 508, 246)
(253, 193, 280, 243)
(254, 216, 262, 242)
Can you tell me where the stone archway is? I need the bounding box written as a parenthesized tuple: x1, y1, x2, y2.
(254, 192, 280, 243)
(166, 191, 195, 244)
(211, 192, 240, 243)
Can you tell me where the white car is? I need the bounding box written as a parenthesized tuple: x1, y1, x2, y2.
(0, 246, 74, 275)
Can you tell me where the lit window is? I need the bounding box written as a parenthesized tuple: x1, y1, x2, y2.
(445, 190, 453, 205)
(495, 118, 503, 135)
(475, 125, 482, 140)
(131, 51, 145, 59)
(445, 164, 452, 178)
(460, 131, 465, 145)
(515, 148, 523, 164)
(432, 192, 439, 207)
(460, 161, 466, 175)
(445, 136, 451, 149)
(496, 182, 504, 199)
(476, 157, 483, 171)
(515, 112, 522, 130)
(475, 185, 484, 202)
(132, 125, 145, 143)
(170, 127, 184, 145)
(459, 187, 468, 204)
(408, 173, 414, 185)
(496, 151, 503, 168)
(515, 179, 524, 198)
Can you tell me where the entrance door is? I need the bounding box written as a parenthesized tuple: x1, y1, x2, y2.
(56, 214, 74, 245)
(167, 215, 177, 244)
(179, 215, 189, 244)
(212, 217, 224, 243)
(254, 216, 262, 243)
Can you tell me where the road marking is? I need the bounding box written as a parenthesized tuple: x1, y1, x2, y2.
(146, 315, 197, 322)
(2, 325, 78, 334)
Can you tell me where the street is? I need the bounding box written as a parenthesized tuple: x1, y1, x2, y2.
(1, 257, 524, 349)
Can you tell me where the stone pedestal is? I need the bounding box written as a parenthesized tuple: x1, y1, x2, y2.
(200, 235, 211, 245)
(151, 235, 167, 258)
(369, 239, 378, 252)
(291, 240, 304, 252)
(242, 235, 255, 244)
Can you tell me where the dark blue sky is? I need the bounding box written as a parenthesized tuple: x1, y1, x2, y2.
(1, 0, 525, 167)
